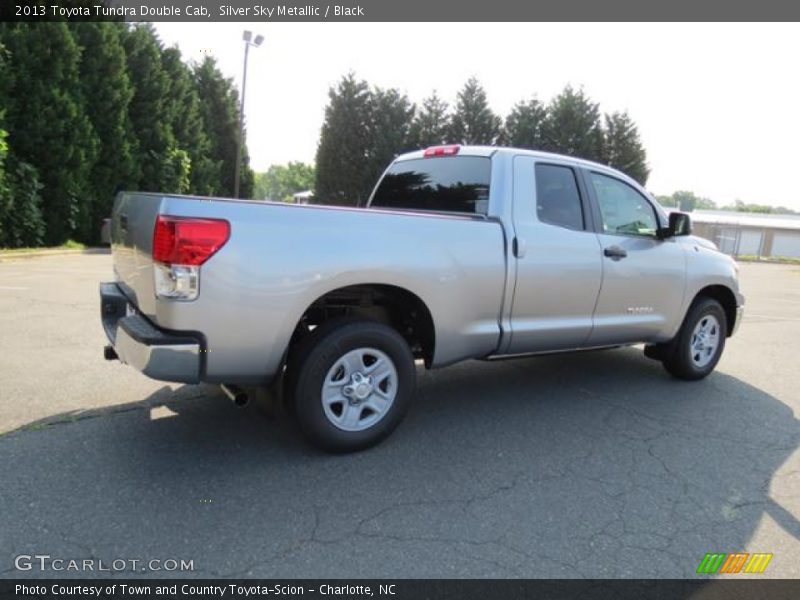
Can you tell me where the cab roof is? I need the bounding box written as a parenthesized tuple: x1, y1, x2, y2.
(394, 145, 639, 187)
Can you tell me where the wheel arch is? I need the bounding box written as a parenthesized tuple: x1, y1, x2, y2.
(288, 283, 437, 368)
(692, 284, 738, 337)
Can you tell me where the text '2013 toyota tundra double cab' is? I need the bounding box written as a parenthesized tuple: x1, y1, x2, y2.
(100, 146, 744, 452)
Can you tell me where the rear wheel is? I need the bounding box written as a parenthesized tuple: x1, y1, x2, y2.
(661, 297, 727, 380)
(289, 319, 415, 452)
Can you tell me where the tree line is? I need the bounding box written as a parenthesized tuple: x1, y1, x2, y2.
(0, 22, 255, 248)
(254, 162, 315, 202)
(315, 74, 649, 206)
(657, 191, 797, 215)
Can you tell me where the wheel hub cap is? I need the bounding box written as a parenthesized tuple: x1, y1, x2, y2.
(690, 314, 721, 368)
(321, 347, 399, 432)
(344, 373, 374, 404)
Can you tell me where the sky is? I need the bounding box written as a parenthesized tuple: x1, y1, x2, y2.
(154, 22, 800, 211)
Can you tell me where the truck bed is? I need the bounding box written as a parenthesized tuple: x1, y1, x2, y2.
(110, 193, 507, 384)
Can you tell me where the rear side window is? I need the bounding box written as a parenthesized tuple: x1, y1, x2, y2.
(535, 164, 585, 231)
(370, 156, 491, 215)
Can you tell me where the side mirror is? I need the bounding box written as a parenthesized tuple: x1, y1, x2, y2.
(659, 212, 692, 238)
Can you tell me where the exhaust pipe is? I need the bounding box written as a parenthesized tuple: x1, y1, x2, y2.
(221, 384, 249, 408)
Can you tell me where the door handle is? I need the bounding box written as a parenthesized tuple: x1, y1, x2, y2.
(512, 237, 527, 258)
(604, 245, 627, 260)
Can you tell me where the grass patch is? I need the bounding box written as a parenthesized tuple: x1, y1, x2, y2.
(736, 255, 800, 265)
(0, 240, 86, 255)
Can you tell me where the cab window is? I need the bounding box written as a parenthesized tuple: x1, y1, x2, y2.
(534, 164, 585, 231)
(370, 156, 491, 215)
(590, 172, 658, 237)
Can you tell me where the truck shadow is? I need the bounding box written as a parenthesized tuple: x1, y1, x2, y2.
(2, 347, 797, 578)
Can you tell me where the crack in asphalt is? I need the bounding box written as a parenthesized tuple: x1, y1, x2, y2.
(205, 473, 556, 578)
(206, 453, 710, 579)
(574, 383, 797, 452)
(3, 348, 797, 579)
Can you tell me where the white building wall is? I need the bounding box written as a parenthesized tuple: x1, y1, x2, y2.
(771, 232, 800, 258)
(737, 229, 763, 255)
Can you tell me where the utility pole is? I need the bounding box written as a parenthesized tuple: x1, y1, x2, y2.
(234, 30, 263, 198)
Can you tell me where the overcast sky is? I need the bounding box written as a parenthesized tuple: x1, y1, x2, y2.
(155, 22, 800, 210)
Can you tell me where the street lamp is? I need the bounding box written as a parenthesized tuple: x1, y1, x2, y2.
(234, 30, 264, 198)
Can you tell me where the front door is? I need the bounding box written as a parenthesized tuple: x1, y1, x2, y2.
(584, 170, 686, 346)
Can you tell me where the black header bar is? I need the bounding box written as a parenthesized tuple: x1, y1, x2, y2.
(3, 0, 800, 22)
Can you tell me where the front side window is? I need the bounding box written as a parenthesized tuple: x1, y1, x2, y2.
(535, 164, 585, 231)
(370, 156, 491, 215)
(590, 172, 658, 237)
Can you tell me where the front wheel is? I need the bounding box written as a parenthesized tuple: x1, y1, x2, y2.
(290, 319, 416, 453)
(662, 297, 727, 380)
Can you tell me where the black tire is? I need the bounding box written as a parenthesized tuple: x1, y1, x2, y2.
(282, 316, 362, 411)
(661, 297, 727, 381)
(288, 319, 416, 453)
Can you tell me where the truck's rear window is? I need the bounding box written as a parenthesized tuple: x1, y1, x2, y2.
(370, 156, 491, 215)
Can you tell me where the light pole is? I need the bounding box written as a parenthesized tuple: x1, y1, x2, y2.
(234, 30, 264, 198)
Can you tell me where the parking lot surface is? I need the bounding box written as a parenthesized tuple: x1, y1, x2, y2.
(0, 254, 798, 578)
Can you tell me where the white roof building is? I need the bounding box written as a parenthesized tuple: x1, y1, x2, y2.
(682, 210, 800, 258)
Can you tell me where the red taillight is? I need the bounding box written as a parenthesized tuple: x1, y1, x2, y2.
(423, 144, 460, 157)
(152, 215, 230, 266)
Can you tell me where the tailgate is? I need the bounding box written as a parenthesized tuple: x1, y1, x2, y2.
(110, 192, 163, 318)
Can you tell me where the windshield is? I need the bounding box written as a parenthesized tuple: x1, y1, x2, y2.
(370, 156, 491, 215)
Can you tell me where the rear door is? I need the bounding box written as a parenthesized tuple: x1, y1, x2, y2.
(506, 156, 603, 353)
(583, 170, 686, 345)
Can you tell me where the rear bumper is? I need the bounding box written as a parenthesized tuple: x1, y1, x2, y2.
(100, 282, 202, 383)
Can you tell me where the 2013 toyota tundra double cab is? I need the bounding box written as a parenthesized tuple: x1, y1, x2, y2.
(100, 145, 744, 452)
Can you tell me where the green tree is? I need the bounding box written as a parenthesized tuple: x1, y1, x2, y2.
(773, 206, 798, 215)
(721, 199, 789, 214)
(502, 98, 547, 149)
(161, 148, 191, 194)
(0, 127, 12, 246)
(254, 162, 315, 201)
(73, 22, 136, 242)
(0, 43, 45, 248)
(448, 77, 501, 145)
(696, 198, 716, 210)
(602, 111, 649, 185)
(0, 157, 45, 248)
(315, 73, 373, 205)
(541, 85, 604, 162)
(237, 147, 255, 199)
(366, 86, 414, 193)
(0, 23, 97, 244)
(123, 23, 173, 192)
(194, 56, 253, 198)
(162, 45, 215, 195)
(0, 41, 8, 238)
(408, 91, 450, 148)
(659, 191, 716, 212)
(655, 194, 678, 208)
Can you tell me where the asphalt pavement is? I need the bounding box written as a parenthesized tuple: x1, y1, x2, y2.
(0, 253, 798, 578)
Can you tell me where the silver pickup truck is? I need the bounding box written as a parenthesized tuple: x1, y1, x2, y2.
(101, 145, 744, 452)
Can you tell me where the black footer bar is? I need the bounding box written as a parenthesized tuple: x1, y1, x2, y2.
(3, 579, 800, 600)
